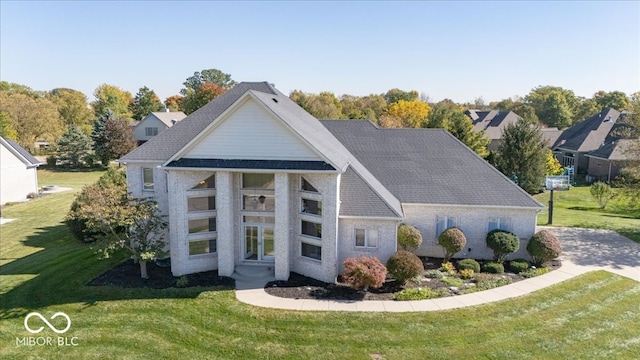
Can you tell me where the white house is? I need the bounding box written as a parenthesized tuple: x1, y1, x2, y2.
(1, 137, 42, 205)
(120, 82, 545, 283)
(133, 110, 187, 144)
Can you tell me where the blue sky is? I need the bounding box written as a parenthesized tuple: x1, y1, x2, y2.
(1, 1, 638, 103)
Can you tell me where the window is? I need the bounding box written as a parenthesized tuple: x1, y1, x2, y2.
(488, 218, 510, 232)
(355, 228, 378, 248)
(436, 216, 456, 236)
(187, 196, 215, 212)
(301, 177, 319, 192)
(188, 217, 216, 234)
(192, 175, 215, 189)
(301, 242, 321, 261)
(242, 173, 274, 189)
(142, 167, 154, 191)
(301, 220, 322, 239)
(301, 198, 322, 216)
(145, 127, 158, 136)
(189, 239, 216, 255)
(242, 194, 275, 211)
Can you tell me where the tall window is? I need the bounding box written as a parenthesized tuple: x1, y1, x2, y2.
(488, 217, 510, 232)
(299, 176, 322, 261)
(355, 228, 378, 248)
(142, 167, 154, 191)
(145, 127, 158, 136)
(436, 216, 457, 237)
(187, 174, 216, 256)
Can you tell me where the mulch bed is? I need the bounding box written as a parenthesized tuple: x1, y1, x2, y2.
(87, 259, 235, 289)
(265, 257, 562, 301)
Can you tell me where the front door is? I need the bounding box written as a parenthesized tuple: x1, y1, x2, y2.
(244, 225, 275, 262)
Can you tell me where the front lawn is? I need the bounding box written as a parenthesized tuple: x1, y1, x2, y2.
(534, 185, 640, 243)
(1, 170, 639, 359)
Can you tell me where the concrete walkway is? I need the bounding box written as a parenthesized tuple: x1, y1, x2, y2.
(234, 227, 639, 312)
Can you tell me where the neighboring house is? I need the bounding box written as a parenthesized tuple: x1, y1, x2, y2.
(584, 139, 636, 182)
(120, 82, 545, 283)
(133, 110, 187, 145)
(551, 108, 631, 174)
(1, 136, 42, 205)
(465, 109, 520, 151)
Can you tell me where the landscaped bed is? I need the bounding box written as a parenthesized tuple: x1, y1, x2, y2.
(265, 257, 562, 301)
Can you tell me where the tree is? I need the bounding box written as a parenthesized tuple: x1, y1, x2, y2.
(164, 95, 184, 112)
(593, 90, 629, 111)
(0, 92, 64, 151)
(545, 149, 563, 175)
(396, 223, 423, 251)
(0, 112, 18, 140)
(92, 110, 135, 164)
(383, 88, 419, 104)
(91, 110, 114, 164)
(573, 97, 602, 124)
(181, 68, 236, 96)
(68, 171, 168, 278)
(57, 126, 92, 168)
(47, 88, 94, 134)
(131, 86, 164, 120)
(91, 84, 133, 119)
(289, 90, 343, 119)
(0, 81, 42, 98)
(182, 82, 227, 114)
(525, 86, 579, 128)
(381, 100, 430, 128)
(590, 182, 615, 209)
(438, 227, 466, 262)
(527, 230, 561, 266)
(494, 115, 547, 194)
(486, 229, 519, 263)
(426, 101, 489, 157)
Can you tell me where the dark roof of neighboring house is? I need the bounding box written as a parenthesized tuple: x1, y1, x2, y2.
(339, 166, 400, 218)
(540, 127, 563, 147)
(321, 120, 544, 208)
(585, 139, 636, 161)
(552, 108, 624, 152)
(1, 137, 41, 167)
(465, 109, 521, 140)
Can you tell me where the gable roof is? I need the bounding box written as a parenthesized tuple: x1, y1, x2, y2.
(585, 139, 637, 161)
(466, 110, 521, 140)
(553, 108, 623, 152)
(339, 166, 400, 218)
(0, 137, 41, 167)
(145, 111, 187, 127)
(322, 120, 544, 209)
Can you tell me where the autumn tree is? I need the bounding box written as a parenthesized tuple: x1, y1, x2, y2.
(92, 110, 136, 165)
(182, 82, 227, 114)
(593, 90, 629, 111)
(131, 86, 164, 120)
(56, 125, 92, 168)
(383, 88, 419, 104)
(381, 99, 430, 128)
(47, 88, 94, 134)
(68, 169, 168, 279)
(0, 81, 42, 98)
(545, 149, 563, 175)
(289, 90, 344, 119)
(525, 86, 579, 129)
(91, 84, 134, 119)
(164, 95, 184, 112)
(0, 112, 18, 140)
(495, 115, 547, 194)
(181, 68, 236, 95)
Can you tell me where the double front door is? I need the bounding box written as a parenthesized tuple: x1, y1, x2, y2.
(244, 224, 274, 262)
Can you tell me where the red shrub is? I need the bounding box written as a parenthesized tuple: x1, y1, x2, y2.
(342, 256, 387, 290)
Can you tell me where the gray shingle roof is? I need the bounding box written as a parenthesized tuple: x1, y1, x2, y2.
(1, 137, 41, 167)
(585, 139, 636, 161)
(466, 110, 521, 140)
(553, 108, 623, 152)
(148, 111, 187, 127)
(339, 166, 400, 218)
(321, 120, 544, 209)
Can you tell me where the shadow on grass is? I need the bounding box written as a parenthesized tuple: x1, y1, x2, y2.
(0, 224, 232, 320)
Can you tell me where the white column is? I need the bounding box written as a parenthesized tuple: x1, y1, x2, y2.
(274, 173, 290, 280)
(216, 171, 235, 277)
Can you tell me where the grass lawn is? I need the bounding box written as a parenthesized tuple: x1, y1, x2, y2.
(534, 185, 640, 243)
(1, 170, 639, 359)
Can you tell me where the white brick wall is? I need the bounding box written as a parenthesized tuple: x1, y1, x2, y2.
(337, 218, 399, 273)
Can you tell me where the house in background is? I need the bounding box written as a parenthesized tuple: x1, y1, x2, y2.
(133, 110, 187, 145)
(585, 139, 636, 182)
(120, 82, 544, 283)
(465, 109, 520, 151)
(1, 136, 42, 205)
(550, 108, 632, 175)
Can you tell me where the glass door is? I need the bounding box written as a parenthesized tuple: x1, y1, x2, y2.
(261, 226, 275, 261)
(244, 226, 258, 260)
(243, 224, 275, 262)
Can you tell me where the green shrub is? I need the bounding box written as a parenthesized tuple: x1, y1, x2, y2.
(457, 258, 481, 273)
(527, 230, 562, 266)
(459, 269, 475, 280)
(440, 261, 456, 275)
(508, 259, 531, 273)
(424, 270, 444, 279)
(397, 223, 423, 251)
(441, 277, 464, 287)
(590, 181, 615, 209)
(176, 275, 189, 287)
(520, 267, 550, 278)
(486, 229, 519, 262)
(342, 256, 387, 290)
(438, 227, 467, 262)
(464, 276, 512, 294)
(386, 250, 424, 285)
(46, 155, 57, 167)
(482, 262, 504, 274)
(395, 287, 448, 301)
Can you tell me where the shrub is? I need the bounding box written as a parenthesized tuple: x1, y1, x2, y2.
(386, 250, 424, 285)
(440, 261, 456, 275)
(342, 256, 387, 290)
(456, 258, 481, 273)
(464, 275, 512, 293)
(520, 267, 550, 278)
(482, 262, 504, 274)
(508, 259, 531, 273)
(590, 181, 615, 209)
(527, 230, 562, 266)
(176, 275, 189, 287)
(395, 287, 448, 301)
(46, 155, 57, 167)
(486, 229, 519, 262)
(459, 269, 475, 280)
(441, 277, 464, 287)
(397, 223, 423, 251)
(424, 270, 445, 279)
(438, 227, 467, 262)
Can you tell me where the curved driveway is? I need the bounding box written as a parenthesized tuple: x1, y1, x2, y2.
(235, 227, 639, 312)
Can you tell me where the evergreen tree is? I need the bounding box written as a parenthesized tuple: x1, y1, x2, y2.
(426, 102, 489, 158)
(495, 116, 547, 194)
(91, 110, 116, 165)
(57, 126, 92, 168)
(131, 86, 164, 121)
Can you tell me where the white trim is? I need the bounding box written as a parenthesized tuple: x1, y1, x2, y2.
(338, 215, 403, 221)
(401, 202, 546, 211)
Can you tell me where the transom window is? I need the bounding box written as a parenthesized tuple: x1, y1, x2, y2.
(436, 216, 457, 237)
(192, 175, 215, 189)
(187, 196, 215, 212)
(188, 217, 216, 234)
(355, 228, 378, 248)
(301, 177, 319, 192)
(142, 167, 154, 191)
(242, 173, 275, 189)
(488, 217, 510, 232)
